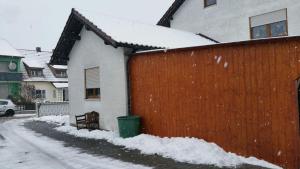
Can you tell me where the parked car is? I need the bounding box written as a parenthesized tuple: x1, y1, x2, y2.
(0, 99, 16, 116)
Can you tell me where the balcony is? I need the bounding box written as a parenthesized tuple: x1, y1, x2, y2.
(0, 72, 22, 81)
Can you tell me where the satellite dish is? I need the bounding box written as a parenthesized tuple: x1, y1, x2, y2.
(8, 62, 17, 71)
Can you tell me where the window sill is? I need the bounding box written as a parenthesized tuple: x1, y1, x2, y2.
(85, 98, 101, 101)
(204, 4, 217, 8)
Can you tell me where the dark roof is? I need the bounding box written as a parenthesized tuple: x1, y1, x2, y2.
(157, 0, 186, 27)
(50, 9, 160, 65)
(157, 0, 219, 43)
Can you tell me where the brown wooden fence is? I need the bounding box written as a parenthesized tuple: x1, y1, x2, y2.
(129, 37, 300, 169)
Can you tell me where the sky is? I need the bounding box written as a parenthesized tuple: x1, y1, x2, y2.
(0, 0, 173, 51)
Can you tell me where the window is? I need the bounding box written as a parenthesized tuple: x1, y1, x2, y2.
(0, 101, 8, 105)
(250, 9, 288, 39)
(55, 69, 67, 78)
(0, 62, 9, 72)
(85, 67, 100, 99)
(30, 69, 43, 77)
(204, 0, 216, 7)
(35, 90, 46, 99)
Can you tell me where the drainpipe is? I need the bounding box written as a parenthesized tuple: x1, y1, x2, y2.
(123, 48, 135, 116)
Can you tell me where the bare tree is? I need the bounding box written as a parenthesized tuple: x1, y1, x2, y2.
(21, 83, 35, 103)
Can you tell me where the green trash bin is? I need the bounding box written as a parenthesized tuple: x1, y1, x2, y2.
(117, 115, 141, 138)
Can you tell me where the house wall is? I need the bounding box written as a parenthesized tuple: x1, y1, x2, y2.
(24, 82, 59, 102)
(130, 37, 300, 169)
(0, 55, 22, 98)
(67, 28, 128, 131)
(170, 0, 300, 42)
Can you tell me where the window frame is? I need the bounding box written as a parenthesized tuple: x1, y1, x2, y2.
(84, 67, 101, 100)
(204, 0, 217, 8)
(30, 69, 43, 77)
(0, 101, 8, 105)
(249, 9, 288, 39)
(250, 20, 288, 39)
(35, 89, 46, 99)
(55, 69, 67, 78)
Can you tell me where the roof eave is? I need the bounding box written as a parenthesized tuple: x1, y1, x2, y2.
(50, 8, 166, 65)
(157, 0, 186, 27)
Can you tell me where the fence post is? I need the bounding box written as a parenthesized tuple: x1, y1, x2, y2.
(36, 103, 41, 117)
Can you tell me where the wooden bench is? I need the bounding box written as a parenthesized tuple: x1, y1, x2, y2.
(75, 111, 100, 130)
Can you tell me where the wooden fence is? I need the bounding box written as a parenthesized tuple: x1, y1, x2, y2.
(129, 37, 300, 169)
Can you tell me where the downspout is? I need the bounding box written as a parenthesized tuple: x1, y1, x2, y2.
(124, 48, 135, 116)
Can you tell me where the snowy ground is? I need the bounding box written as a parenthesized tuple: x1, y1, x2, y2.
(0, 118, 151, 169)
(33, 115, 281, 169)
(14, 113, 36, 118)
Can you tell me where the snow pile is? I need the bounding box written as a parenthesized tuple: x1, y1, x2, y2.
(35, 116, 281, 169)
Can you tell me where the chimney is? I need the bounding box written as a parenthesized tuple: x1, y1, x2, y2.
(36, 47, 41, 52)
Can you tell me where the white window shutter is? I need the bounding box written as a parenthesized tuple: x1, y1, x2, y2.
(85, 67, 100, 89)
(250, 9, 287, 27)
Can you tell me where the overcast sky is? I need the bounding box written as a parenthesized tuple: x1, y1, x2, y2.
(0, 0, 173, 51)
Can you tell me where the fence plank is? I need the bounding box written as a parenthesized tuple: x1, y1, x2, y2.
(130, 38, 300, 169)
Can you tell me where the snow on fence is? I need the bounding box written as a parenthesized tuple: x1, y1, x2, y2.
(37, 102, 69, 117)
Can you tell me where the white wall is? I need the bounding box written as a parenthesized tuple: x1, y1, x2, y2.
(67, 28, 128, 131)
(171, 0, 300, 42)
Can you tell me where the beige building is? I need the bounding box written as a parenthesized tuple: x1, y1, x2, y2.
(19, 48, 68, 102)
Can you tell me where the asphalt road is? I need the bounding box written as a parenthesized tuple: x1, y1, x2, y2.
(0, 116, 272, 169)
(0, 116, 150, 169)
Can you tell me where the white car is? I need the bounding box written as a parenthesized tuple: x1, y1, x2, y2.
(0, 99, 16, 116)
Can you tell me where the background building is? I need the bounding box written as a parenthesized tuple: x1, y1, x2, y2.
(159, 0, 300, 43)
(0, 39, 22, 99)
(19, 48, 68, 102)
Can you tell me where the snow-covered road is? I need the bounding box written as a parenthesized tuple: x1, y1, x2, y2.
(0, 118, 151, 169)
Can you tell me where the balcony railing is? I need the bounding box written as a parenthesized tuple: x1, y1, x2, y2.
(0, 72, 22, 81)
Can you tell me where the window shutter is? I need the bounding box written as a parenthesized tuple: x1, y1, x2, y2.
(250, 9, 287, 27)
(85, 67, 100, 89)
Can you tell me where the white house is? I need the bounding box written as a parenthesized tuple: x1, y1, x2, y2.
(50, 9, 215, 131)
(19, 48, 68, 102)
(157, 0, 300, 42)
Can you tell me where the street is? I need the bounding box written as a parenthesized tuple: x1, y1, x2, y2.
(0, 116, 150, 169)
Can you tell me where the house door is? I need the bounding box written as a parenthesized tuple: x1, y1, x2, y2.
(0, 84, 9, 99)
(63, 88, 69, 101)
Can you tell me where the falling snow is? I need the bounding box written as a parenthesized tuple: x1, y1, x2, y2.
(224, 62, 228, 68)
(217, 56, 222, 64)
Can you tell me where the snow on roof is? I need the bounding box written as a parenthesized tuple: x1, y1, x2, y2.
(51, 65, 67, 69)
(77, 9, 215, 49)
(19, 49, 51, 68)
(52, 83, 68, 88)
(18, 49, 68, 83)
(0, 39, 22, 57)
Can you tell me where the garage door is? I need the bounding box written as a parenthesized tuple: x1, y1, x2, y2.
(0, 84, 9, 99)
